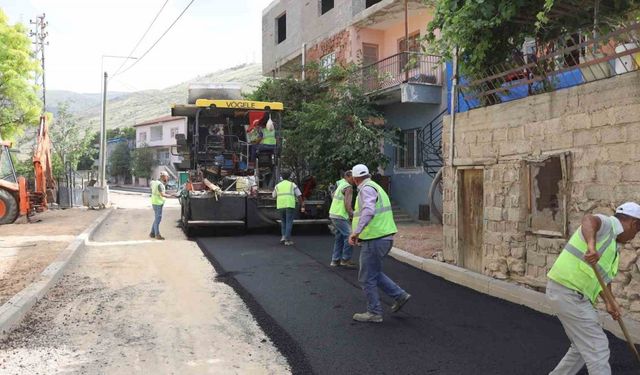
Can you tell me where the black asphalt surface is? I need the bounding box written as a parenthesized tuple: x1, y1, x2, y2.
(197, 233, 638, 375)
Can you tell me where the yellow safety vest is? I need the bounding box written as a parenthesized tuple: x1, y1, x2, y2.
(150, 180, 165, 205)
(352, 180, 397, 240)
(275, 180, 296, 209)
(329, 179, 351, 220)
(547, 217, 619, 303)
(262, 128, 276, 145)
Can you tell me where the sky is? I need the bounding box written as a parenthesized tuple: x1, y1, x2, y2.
(0, 0, 274, 93)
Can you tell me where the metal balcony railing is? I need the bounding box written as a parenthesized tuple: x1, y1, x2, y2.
(459, 22, 640, 109)
(354, 52, 443, 93)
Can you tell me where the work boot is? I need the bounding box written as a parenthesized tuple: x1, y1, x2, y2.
(155, 235, 166, 240)
(391, 293, 411, 313)
(352, 312, 383, 323)
(340, 259, 358, 269)
(330, 260, 340, 267)
(149, 233, 155, 238)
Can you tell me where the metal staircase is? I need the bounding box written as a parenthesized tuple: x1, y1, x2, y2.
(418, 109, 447, 224)
(418, 109, 447, 178)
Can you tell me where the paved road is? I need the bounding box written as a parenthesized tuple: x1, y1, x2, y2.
(0, 193, 289, 374)
(198, 233, 638, 375)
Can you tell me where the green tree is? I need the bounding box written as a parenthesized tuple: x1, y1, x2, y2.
(132, 145, 155, 182)
(248, 64, 393, 187)
(107, 127, 136, 140)
(50, 101, 91, 170)
(12, 155, 33, 179)
(0, 9, 41, 139)
(109, 142, 131, 180)
(426, 0, 640, 86)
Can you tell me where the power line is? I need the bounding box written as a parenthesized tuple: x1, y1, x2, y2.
(112, 0, 197, 78)
(111, 0, 170, 78)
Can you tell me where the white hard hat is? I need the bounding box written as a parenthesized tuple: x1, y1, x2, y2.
(352, 164, 369, 177)
(616, 202, 640, 220)
(159, 171, 169, 177)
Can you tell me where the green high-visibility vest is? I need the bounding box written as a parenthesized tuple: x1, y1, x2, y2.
(329, 179, 351, 220)
(352, 180, 397, 240)
(262, 128, 276, 145)
(547, 217, 619, 303)
(247, 129, 260, 143)
(275, 180, 296, 209)
(150, 180, 165, 205)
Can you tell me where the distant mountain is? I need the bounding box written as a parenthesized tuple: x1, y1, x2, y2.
(51, 63, 265, 132)
(46, 90, 127, 115)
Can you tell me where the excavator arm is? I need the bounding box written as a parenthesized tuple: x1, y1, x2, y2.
(31, 114, 57, 210)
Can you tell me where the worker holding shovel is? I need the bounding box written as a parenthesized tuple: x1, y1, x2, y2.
(546, 202, 640, 374)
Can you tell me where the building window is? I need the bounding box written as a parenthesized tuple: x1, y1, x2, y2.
(320, 0, 334, 14)
(362, 43, 379, 66)
(170, 127, 179, 139)
(398, 32, 422, 53)
(366, 0, 382, 8)
(528, 153, 570, 236)
(395, 129, 422, 169)
(276, 13, 286, 44)
(138, 132, 147, 142)
(150, 126, 163, 142)
(320, 52, 336, 70)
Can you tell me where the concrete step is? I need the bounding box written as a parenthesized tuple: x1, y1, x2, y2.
(393, 213, 412, 219)
(394, 217, 415, 223)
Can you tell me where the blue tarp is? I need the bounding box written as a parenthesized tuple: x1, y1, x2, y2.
(445, 61, 587, 113)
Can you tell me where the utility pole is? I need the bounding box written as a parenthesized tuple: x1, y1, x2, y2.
(99, 55, 138, 189)
(30, 14, 48, 111)
(99, 72, 108, 188)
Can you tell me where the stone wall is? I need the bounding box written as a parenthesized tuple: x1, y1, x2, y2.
(442, 71, 640, 321)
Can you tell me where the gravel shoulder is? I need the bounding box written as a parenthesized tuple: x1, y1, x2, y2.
(393, 223, 443, 259)
(0, 192, 290, 374)
(0, 208, 102, 306)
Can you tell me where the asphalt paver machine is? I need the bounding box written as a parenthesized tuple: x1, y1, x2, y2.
(172, 84, 329, 234)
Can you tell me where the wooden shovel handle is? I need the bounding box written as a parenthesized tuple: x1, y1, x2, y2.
(590, 263, 640, 364)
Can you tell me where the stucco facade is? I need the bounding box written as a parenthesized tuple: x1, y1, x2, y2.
(262, 0, 446, 221)
(134, 116, 186, 167)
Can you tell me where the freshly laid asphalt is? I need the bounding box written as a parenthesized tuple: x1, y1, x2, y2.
(197, 233, 638, 375)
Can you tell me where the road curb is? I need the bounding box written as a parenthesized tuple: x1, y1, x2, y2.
(0, 208, 114, 339)
(389, 247, 640, 343)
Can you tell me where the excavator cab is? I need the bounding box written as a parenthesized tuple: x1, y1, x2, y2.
(0, 137, 21, 224)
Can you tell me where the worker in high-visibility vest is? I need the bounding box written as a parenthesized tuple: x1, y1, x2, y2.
(273, 170, 304, 246)
(348, 164, 411, 323)
(149, 171, 176, 240)
(328, 170, 356, 269)
(546, 202, 640, 374)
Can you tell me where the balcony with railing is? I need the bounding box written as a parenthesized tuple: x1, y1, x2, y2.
(352, 52, 443, 104)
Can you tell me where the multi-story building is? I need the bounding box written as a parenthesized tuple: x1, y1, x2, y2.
(134, 115, 187, 179)
(262, 0, 447, 221)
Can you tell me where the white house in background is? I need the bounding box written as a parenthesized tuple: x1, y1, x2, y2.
(134, 115, 186, 174)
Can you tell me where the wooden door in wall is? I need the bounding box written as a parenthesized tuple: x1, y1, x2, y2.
(459, 169, 484, 273)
